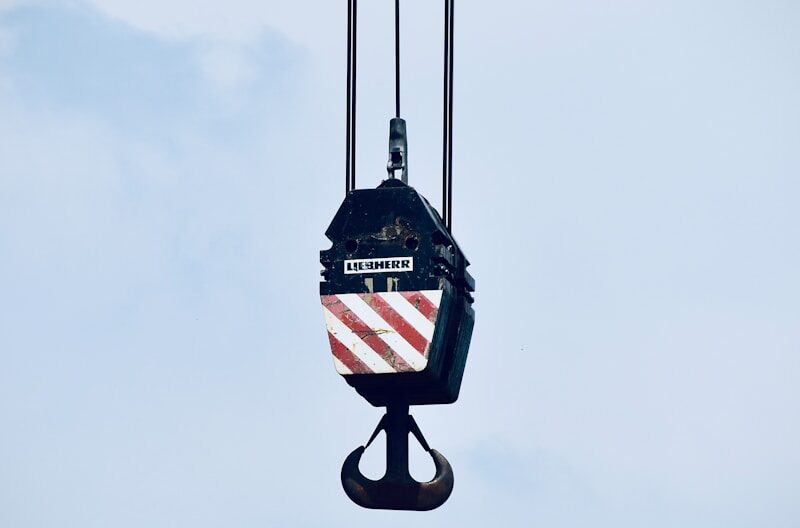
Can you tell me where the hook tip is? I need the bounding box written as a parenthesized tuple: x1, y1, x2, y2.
(340, 445, 455, 511)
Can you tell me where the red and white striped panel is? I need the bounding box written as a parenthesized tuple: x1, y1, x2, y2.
(321, 290, 443, 375)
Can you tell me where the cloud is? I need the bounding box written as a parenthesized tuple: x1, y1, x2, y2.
(85, 0, 338, 48)
(197, 43, 256, 90)
(0, 13, 348, 522)
(0, 4, 304, 130)
(0, 0, 22, 11)
(2, 1, 800, 526)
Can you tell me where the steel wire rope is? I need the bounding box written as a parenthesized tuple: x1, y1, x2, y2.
(442, 0, 455, 231)
(395, 0, 401, 118)
(346, 0, 455, 213)
(346, 0, 357, 194)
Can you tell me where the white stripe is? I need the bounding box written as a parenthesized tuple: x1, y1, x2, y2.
(337, 294, 428, 371)
(322, 306, 396, 374)
(420, 289, 443, 308)
(378, 292, 436, 341)
(332, 355, 353, 375)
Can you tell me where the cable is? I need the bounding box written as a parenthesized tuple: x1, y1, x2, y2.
(395, 0, 401, 118)
(442, 0, 454, 231)
(348, 0, 453, 206)
(442, 0, 449, 227)
(352, 1, 357, 192)
(346, 0, 352, 194)
(447, 0, 454, 231)
(346, 0, 358, 194)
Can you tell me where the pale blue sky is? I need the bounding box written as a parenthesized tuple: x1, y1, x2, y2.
(1, 1, 798, 526)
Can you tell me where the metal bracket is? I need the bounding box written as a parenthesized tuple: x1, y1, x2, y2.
(387, 118, 409, 184)
(340, 403, 454, 511)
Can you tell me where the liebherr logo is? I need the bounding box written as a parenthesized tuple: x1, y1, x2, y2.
(344, 257, 414, 274)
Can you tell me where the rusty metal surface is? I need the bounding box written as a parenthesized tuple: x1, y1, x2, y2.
(340, 404, 454, 511)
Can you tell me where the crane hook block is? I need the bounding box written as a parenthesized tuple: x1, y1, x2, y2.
(320, 179, 475, 407)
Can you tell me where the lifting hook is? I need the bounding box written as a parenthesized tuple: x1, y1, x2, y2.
(341, 403, 454, 511)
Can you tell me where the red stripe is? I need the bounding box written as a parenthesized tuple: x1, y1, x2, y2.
(400, 291, 439, 322)
(360, 294, 428, 356)
(328, 332, 373, 374)
(322, 296, 412, 372)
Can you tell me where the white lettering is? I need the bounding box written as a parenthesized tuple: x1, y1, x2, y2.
(344, 257, 414, 275)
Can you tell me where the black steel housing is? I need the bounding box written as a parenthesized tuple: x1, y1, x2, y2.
(321, 178, 475, 406)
